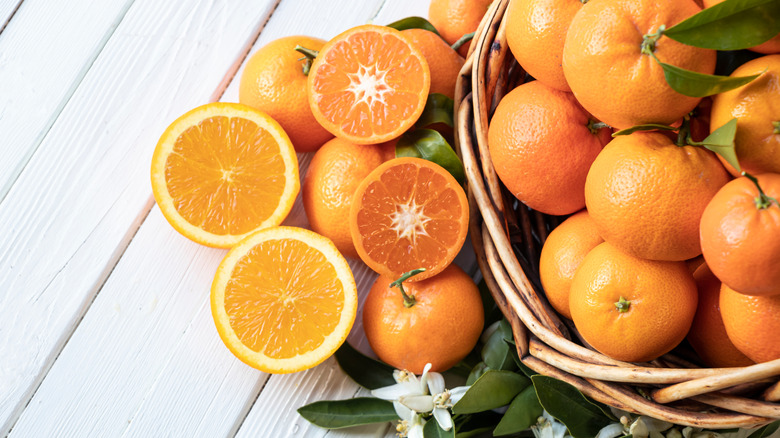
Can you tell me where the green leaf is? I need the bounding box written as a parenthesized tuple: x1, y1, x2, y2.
(423, 419, 455, 438)
(747, 420, 780, 438)
(453, 370, 530, 414)
(531, 376, 613, 438)
(657, 60, 761, 97)
(416, 93, 454, 128)
(386, 16, 440, 35)
(334, 342, 395, 390)
(466, 362, 489, 386)
(482, 320, 517, 371)
(699, 118, 741, 172)
(665, 0, 780, 50)
(396, 129, 466, 184)
(612, 123, 677, 137)
(297, 398, 398, 429)
(458, 426, 498, 438)
(493, 386, 544, 436)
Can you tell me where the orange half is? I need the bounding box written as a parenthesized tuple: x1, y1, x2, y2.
(307, 24, 431, 144)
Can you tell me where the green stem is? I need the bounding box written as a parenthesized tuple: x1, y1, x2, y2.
(294, 45, 319, 76)
(742, 171, 779, 210)
(390, 268, 427, 308)
(773, 121, 780, 135)
(451, 32, 474, 52)
(587, 120, 610, 135)
(641, 25, 666, 56)
(676, 115, 691, 147)
(614, 296, 631, 313)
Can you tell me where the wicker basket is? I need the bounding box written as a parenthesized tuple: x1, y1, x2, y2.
(454, 0, 780, 429)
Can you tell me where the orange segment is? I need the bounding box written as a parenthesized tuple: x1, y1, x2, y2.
(151, 103, 299, 248)
(211, 226, 357, 373)
(349, 157, 469, 282)
(308, 25, 430, 144)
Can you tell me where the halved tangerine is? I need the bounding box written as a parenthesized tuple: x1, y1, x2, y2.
(349, 157, 469, 281)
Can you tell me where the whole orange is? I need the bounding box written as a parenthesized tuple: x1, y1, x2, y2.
(488, 81, 611, 215)
(569, 242, 698, 363)
(302, 138, 394, 259)
(362, 264, 484, 373)
(428, 0, 493, 57)
(720, 283, 780, 364)
(239, 36, 333, 153)
(402, 29, 464, 99)
(703, 0, 780, 54)
(539, 210, 604, 320)
(562, 0, 716, 129)
(505, 0, 583, 91)
(700, 173, 780, 296)
(710, 54, 780, 176)
(585, 132, 729, 261)
(687, 264, 754, 368)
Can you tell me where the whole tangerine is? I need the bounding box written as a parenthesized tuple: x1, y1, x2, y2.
(720, 283, 780, 364)
(428, 0, 493, 57)
(402, 28, 464, 99)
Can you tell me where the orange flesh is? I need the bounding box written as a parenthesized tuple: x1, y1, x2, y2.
(165, 116, 286, 236)
(223, 238, 344, 359)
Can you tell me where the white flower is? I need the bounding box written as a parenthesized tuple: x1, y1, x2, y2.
(372, 363, 433, 420)
(532, 411, 573, 438)
(395, 409, 426, 438)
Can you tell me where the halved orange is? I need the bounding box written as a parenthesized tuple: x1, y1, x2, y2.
(349, 157, 469, 282)
(151, 103, 299, 248)
(211, 226, 357, 373)
(307, 24, 430, 144)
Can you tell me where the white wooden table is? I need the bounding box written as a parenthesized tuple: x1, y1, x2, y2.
(0, 0, 448, 436)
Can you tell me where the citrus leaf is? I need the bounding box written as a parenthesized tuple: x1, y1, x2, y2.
(416, 93, 454, 128)
(658, 60, 761, 97)
(700, 118, 741, 172)
(612, 124, 677, 137)
(665, 0, 780, 50)
(386, 16, 440, 35)
(297, 398, 398, 429)
(747, 420, 780, 438)
(481, 319, 517, 371)
(396, 129, 466, 184)
(532, 376, 613, 438)
(334, 342, 395, 390)
(423, 419, 455, 438)
(466, 361, 489, 386)
(493, 386, 544, 436)
(452, 370, 530, 414)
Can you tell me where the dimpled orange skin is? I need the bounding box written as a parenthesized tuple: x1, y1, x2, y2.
(710, 55, 780, 176)
(302, 138, 395, 259)
(488, 81, 611, 215)
(569, 242, 698, 363)
(562, 0, 716, 129)
(687, 264, 754, 368)
(239, 36, 333, 153)
(720, 284, 780, 363)
(362, 264, 484, 373)
(402, 29, 464, 99)
(585, 132, 729, 261)
(703, 0, 780, 54)
(428, 0, 493, 57)
(505, 0, 583, 91)
(700, 173, 780, 296)
(539, 210, 604, 320)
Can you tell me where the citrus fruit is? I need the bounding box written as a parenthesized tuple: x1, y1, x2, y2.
(687, 264, 754, 368)
(401, 28, 464, 99)
(428, 0, 493, 57)
(703, 0, 780, 54)
(585, 132, 729, 261)
(238, 36, 333, 153)
(306, 24, 430, 145)
(349, 157, 468, 282)
(488, 81, 611, 215)
(700, 173, 780, 296)
(302, 138, 395, 259)
(362, 264, 484, 373)
(720, 283, 780, 364)
(211, 226, 357, 373)
(539, 210, 604, 320)
(569, 242, 698, 363)
(562, 0, 716, 129)
(709, 54, 780, 176)
(151, 102, 299, 248)
(505, 0, 583, 91)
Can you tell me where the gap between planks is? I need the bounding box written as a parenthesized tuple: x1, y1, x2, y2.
(0, 0, 23, 35)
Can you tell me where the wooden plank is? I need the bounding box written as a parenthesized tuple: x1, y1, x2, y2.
(0, 0, 22, 33)
(0, 0, 278, 435)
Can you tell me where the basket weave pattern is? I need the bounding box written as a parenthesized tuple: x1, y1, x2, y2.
(454, 0, 780, 428)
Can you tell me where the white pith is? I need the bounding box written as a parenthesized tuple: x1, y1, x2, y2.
(389, 199, 430, 243)
(346, 64, 392, 107)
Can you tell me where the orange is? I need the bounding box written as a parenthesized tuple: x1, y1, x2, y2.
(211, 226, 357, 373)
(428, 0, 493, 57)
(710, 54, 780, 176)
(562, 0, 716, 129)
(302, 138, 395, 259)
(687, 264, 754, 368)
(720, 283, 780, 364)
(151, 103, 299, 248)
(307, 25, 430, 145)
(569, 242, 698, 363)
(703, 0, 780, 54)
(505, 0, 583, 91)
(700, 173, 780, 296)
(585, 132, 729, 261)
(362, 264, 484, 373)
(488, 81, 611, 215)
(238, 36, 333, 153)
(539, 210, 604, 320)
(401, 28, 464, 99)
(349, 157, 469, 282)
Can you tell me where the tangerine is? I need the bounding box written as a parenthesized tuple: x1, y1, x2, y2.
(402, 28, 464, 99)
(720, 283, 780, 364)
(428, 0, 493, 57)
